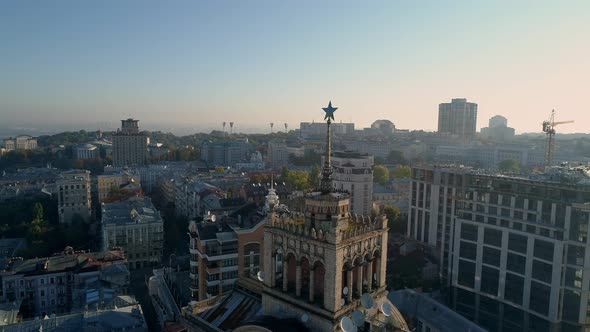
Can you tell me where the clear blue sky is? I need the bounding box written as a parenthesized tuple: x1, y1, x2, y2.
(1, 1, 589, 134)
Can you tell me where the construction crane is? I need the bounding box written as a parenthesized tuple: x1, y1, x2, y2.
(543, 109, 574, 167)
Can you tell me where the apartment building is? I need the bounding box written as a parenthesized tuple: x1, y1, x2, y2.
(96, 170, 141, 203)
(57, 170, 92, 224)
(0, 249, 129, 318)
(328, 150, 374, 216)
(101, 197, 164, 270)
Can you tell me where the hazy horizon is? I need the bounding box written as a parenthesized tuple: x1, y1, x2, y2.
(2, 1, 589, 134)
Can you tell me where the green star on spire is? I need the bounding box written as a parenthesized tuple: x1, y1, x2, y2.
(322, 101, 337, 121)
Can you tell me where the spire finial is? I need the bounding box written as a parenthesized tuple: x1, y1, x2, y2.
(319, 101, 336, 194)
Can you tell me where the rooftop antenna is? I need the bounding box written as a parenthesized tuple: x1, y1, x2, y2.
(361, 293, 375, 310)
(351, 310, 365, 327)
(300, 312, 310, 324)
(340, 316, 357, 332)
(380, 300, 394, 317)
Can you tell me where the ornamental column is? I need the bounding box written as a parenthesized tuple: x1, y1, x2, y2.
(282, 260, 288, 292)
(309, 267, 315, 302)
(296, 262, 302, 297)
(347, 269, 353, 302)
(356, 264, 363, 296)
(366, 259, 373, 291)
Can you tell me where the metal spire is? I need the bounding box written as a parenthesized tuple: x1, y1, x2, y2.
(319, 101, 337, 194)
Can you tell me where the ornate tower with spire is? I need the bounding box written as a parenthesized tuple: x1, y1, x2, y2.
(260, 102, 399, 331)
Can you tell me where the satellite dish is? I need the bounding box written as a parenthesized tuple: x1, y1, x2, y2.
(257, 271, 265, 282)
(211, 215, 216, 222)
(341, 298, 346, 306)
(340, 316, 357, 332)
(380, 301, 394, 317)
(351, 310, 365, 326)
(361, 293, 375, 309)
(343, 286, 349, 295)
(301, 313, 309, 323)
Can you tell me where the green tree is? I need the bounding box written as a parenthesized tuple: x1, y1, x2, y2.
(32, 202, 44, 221)
(498, 159, 521, 173)
(215, 166, 225, 173)
(386, 150, 406, 164)
(383, 205, 405, 234)
(309, 164, 320, 187)
(391, 165, 411, 179)
(373, 165, 390, 185)
(286, 170, 310, 190)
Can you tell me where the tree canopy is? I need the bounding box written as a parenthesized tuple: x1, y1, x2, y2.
(373, 165, 390, 185)
(391, 165, 411, 179)
(498, 159, 521, 173)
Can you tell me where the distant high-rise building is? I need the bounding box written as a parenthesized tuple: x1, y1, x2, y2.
(57, 170, 92, 224)
(481, 115, 516, 141)
(328, 150, 374, 216)
(112, 118, 148, 167)
(438, 98, 478, 138)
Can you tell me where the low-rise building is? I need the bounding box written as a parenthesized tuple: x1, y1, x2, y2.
(388, 289, 486, 332)
(0, 299, 147, 331)
(96, 169, 141, 203)
(101, 197, 164, 270)
(0, 238, 27, 269)
(74, 143, 99, 160)
(0, 248, 129, 318)
(3, 135, 37, 151)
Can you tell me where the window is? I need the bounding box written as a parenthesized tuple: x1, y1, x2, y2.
(458, 260, 476, 288)
(484, 228, 502, 247)
(504, 273, 524, 305)
(480, 266, 499, 296)
(562, 289, 581, 322)
(461, 223, 478, 242)
(506, 253, 526, 274)
(529, 281, 550, 316)
(460, 241, 477, 260)
(534, 239, 554, 261)
(483, 247, 500, 267)
(508, 233, 527, 253)
(567, 245, 585, 266)
(532, 260, 552, 283)
(564, 267, 583, 289)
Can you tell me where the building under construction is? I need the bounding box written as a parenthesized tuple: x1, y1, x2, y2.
(408, 164, 590, 332)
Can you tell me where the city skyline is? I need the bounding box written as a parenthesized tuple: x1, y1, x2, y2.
(2, 1, 590, 134)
